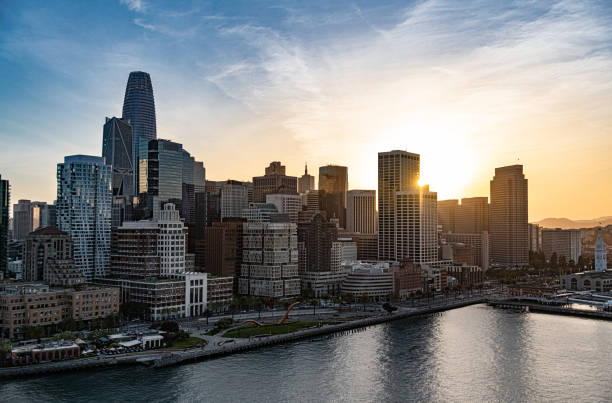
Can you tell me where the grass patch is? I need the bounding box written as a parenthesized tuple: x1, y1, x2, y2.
(167, 337, 206, 350)
(223, 321, 324, 338)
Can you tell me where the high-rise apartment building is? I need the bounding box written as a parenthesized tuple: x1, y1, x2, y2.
(395, 185, 438, 264)
(0, 175, 8, 274)
(220, 180, 249, 219)
(456, 197, 489, 233)
(110, 221, 160, 279)
(13, 200, 32, 240)
(253, 162, 298, 203)
(102, 117, 135, 197)
(298, 163, 315, 194)
(346, 190, 377, 234)
(378, 150, 420, 261)
(266, 193, 302, 223)
(57, 155, 112, 280)
(318, 165, 348, 229)
(239, 220, 300, 297)
(489, 165, 528, 266)
(157, 203, 186, 276)
(542, 228, 581, 263)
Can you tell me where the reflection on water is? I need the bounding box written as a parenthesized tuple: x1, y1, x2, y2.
(2, 305, 612, 402)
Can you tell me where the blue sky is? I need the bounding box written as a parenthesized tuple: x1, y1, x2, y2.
(1, 0, 611, 220)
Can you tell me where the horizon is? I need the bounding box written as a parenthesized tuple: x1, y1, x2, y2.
(1, 0, 611, 222)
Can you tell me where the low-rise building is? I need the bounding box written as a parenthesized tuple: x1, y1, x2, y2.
(340, 261, 393, 301)
(207, 276, 233, 306)
(393, 260, 422, 298)
(11, 340, 80, 365)
(560, 271, 612, 292)
(0, 283, 119, 339)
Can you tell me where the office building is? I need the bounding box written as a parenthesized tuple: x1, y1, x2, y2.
(266, 193, 302, 223)
(395, 185, 438, 264)
(23, 227, 85, 286)
(13, 200, 32, 240)
(444, 232, 490, 270)
(303, 190, 320, 211)
(122, 71, 156, 191)
(253, 161, 298, 203)
(378, 150, 420, 260)
(0, 175, 8, 274)
(595, 228, 608, 272)
(0, 283, 119, 339)
(57, 155, 112, 280)
(393, 260, 423, 299)
(31, 202, 53, 231)
(437, 199, 458, 233)
(318, 165, 348, 229)
(542, 228, 582, 263)
(528, 223, 542, 253)
(220, 180, 249, 220)
(340, 232, 378, 261)
(239, 220, 300, 297)
(102, 117, 135, 197)
(110, 221, 160, 279)
(346, 190, 377, 234)
(205, 219, 244, 279)
(456, 197, 489, 233)
(242, 202, 279, 223)
(139, 139, 184, 209)
(207, 276, 234, 306)
(489, 165, 528, 266)
(298, 163, 315, 194)
(340, 261, 393, 302)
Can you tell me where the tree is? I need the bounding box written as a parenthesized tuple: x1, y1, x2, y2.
(159, 320, 180, 333)
(550, 252, 558, 269)
(228, 299, 239, 319)
(311, 299, 319, 316)
(344, 293, 355, 305)
(254, 299, 264, 319)
(203, 309, 212, 325)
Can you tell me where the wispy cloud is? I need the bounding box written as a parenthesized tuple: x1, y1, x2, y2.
(120, 0, 145, 12)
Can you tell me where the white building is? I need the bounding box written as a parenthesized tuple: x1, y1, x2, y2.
(340, 261, 394, 301)
(157, 203, 186, 276)
(183, 271, 207, 317)
(595, 228, 608, 272)
(346, 190, 377, 234)
(239, 221, 300, 297)
(57, 155, 112, 280)
(221, 180, 248, 219)
(242, 202, 279, 222)
(266, 194, 302, 223)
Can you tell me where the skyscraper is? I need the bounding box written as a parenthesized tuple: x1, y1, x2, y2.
(12, 199, 32, 240)
(253, 161, 298, 202)
(437, 199, 458, 233)
(298, 163, 315, 194)
(489, 165, 528, 266)
(541, 228, 581, 263)
(220, 180, 249, 219)
(395, 185, 438, 263)
(122, 71, 156, 192)
(0, 175, 8, 274)
(346, 190, 377, 234)
(57, 155, 112, 280)
(456, 197, 489, 233)
(31, 201, 52, 231)
(378, 150, 420, 261)
(139, 139, 184, 211)
(319, 165, 348, 229)
(102, 117, 135, 197)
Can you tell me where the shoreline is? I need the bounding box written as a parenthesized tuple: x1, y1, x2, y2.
(0, 298, 484, 380)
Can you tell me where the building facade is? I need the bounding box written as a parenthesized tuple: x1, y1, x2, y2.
(13, 199, 32, 240)
(220, 180, 249, 219)
(239, 221, 300, 298)
(541, 228, 581, 263)
(340, 262, 394, 301)
(346, 190, 377, 234)
(0, 175, 8, 275)
(528, 223, 542, 253)
(378, 150, 420, 261)
(102, 117, 135, 198)
(298, 164, 315, 194)
(204, 219, 244, 279)
(57, 155, 112, 280)
(595, 228, 608, 272)
(489, 165, 528, 266)
(266, 193, 302, 224)
(395, 186, 438, 264)
(253, 162, 298, 203)
(444, 232, 489, 270)
(318, 165, 348, 229)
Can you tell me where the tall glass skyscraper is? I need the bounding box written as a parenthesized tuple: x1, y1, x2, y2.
(122, 71, 156, 192)
(102, 117, 135, 197)
(57, 155, 112, 280)
(0, 175, 9, 275)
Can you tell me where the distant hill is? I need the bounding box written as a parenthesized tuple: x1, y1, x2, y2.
(535, 216, 612, 229)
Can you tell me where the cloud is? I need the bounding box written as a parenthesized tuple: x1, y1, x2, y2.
(120, 0, 145, 12)
(134, 18, 155, 31)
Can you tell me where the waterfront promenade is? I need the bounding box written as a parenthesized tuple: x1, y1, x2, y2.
(0, 296, 485, 379)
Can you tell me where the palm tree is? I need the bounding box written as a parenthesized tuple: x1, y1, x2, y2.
(312, 299, 319, 316)
(203, 309, 212, 325)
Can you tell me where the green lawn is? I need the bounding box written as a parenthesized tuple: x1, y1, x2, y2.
(223, 321, 324, 338)
(167, 337, 206, 350)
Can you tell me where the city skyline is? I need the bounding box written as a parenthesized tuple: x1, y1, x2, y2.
(1, 1, 612, 222)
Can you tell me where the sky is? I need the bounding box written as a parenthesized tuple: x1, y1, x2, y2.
(0, 0, 611, 222)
